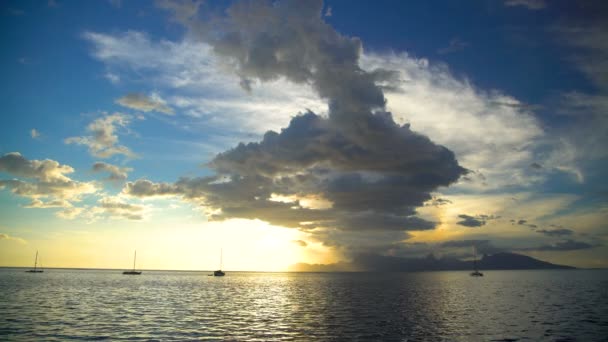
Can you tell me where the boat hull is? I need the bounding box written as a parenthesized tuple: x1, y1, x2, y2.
(213, 270, 225, 276)
(123, 271, 142, 275)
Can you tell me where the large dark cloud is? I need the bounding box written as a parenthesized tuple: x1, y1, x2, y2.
(136, 0, 467, 255)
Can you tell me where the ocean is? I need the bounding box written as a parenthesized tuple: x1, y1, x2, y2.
(0, 268, 606, 341)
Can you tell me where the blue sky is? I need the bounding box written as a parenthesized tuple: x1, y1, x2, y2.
(1, 0, 606, 270)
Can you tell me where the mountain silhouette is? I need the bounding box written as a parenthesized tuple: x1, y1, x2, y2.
(289, 252, 574, 272)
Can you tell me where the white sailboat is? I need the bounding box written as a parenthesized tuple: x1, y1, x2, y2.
(25, 250, 43, 273)
(123, 250, 142, 275)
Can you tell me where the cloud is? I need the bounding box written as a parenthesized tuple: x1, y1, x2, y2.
(530, 162, 542, 169)
(525, 239, 595, 251)
(83, 24, 547, 190)
(362, 52, 545, 190)
(0, 152, 97, 209)
(437, 38, 470, 55)
(536, 228, 574, 237)
(56, 207, 85, 220)
(96, 196, 145, 220)
(30, 129, 40, 139)
(0, 152, 74, 182)
(122, 179, 179, 197)
(92, 162, 132, 181)
(56, 196, 146, 221)
(457, 214, 486, 227)
(120, 0, 472, 256)
(104, 72, 120, 84)
(292, 239, 308, 247)
(108, 0, 122, 9)
(556, 24, 608, 91)
(439, 239, 503, 255)
(0, 233, 27, 244)
(503, 0, 546, 10)
(425, 197, 452, 207)
(456, 214, 498, 227)
(83, 30, 326, 134)
(116, 93, 174, 115)
(65, 113, 137, 159)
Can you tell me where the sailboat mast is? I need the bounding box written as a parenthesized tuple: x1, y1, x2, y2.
(220, 248, 223, 270)
(133, 250, 137, 271)
(473, 245, 477, 271)
(34, 250, 38, 271)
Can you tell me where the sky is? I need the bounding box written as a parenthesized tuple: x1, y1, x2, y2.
(1, 0, 607, 271)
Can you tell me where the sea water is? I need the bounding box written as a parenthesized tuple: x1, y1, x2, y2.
(0, 268, 606, 341)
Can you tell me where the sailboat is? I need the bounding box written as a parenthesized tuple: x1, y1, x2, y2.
(470, 245, 484, 277)
(213, 248, 225, 276)
(123, 250, 142, 275)
(25, 250, 43, 273)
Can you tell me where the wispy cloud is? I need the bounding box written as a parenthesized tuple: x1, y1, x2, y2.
(30, 128, 40, 139)
(437, 38, 470, 55)
(503, 0, 546, 10)
(96, 196, 145, 221)
(522, 239, 595, 251)
(0, 233, 27, 244)
(116, 93, 174, 115)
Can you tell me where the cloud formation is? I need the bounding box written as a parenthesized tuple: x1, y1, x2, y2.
(65, 113, 136, 159)
(0, 152, 97, 209)
(116, 93, 174, 115)
(107, 1, 467, 256)
(120, 0, 470, 256)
